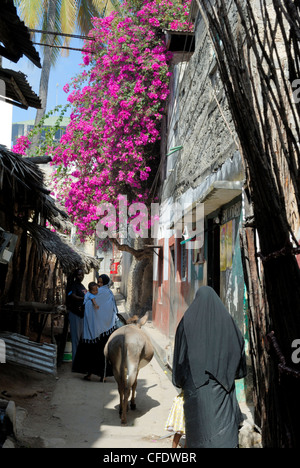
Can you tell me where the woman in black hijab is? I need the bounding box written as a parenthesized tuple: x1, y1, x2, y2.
(172, 286, 247, 448)
(66, 268, 87, 361)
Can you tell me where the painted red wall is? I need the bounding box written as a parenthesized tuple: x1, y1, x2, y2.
(152, 237, 191, 337)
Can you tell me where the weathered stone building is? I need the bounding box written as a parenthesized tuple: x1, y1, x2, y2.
(152, 0, 250, 404)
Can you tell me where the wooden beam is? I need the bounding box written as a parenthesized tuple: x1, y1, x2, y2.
(24, 156, 52, 164)
(10, 76, 28, 108)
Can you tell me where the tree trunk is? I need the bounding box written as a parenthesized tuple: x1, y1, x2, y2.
(110, 237, 156, 261)
(30, 0, 57, 152)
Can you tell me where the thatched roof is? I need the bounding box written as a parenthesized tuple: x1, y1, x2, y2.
(0, 0, 41, 68)
(0, 145, 67, 221)
(18, 221, 100, 275)
(0, 144, 44, 190)
(0, 145, 99, 275)
(0, 68, 42, 110)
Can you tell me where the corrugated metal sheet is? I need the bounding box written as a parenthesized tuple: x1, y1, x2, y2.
(0, 332, 57, 375)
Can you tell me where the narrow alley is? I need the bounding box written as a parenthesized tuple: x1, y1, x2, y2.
(3, 0, 300, 449)
(0, 292, 261, 449)
(1, 344, 260, 450)
(7, 356, 179, 449)
(1, 294, 179, 449)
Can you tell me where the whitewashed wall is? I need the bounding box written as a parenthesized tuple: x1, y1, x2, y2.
(0, 98, 13, 149)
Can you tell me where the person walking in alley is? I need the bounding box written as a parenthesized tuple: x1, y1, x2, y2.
(72, 274, 117, 381)
(172, 286, 247, 448)
(164, 390, 186, 448)
(66, 268, 87, 361)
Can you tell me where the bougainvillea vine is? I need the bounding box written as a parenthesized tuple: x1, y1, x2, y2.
(14, 0, 193, 242)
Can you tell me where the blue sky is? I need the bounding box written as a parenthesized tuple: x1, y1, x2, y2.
(3, 38, 85, 123)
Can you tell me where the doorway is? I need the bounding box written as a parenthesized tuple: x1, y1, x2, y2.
(207, 218, 220, 295)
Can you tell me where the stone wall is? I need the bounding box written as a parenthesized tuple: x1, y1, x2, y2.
(162, 4, 241, 206)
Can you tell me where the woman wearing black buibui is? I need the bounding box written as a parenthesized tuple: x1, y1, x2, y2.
(66, 268, 87, 362)
(172, 286, 247, 448)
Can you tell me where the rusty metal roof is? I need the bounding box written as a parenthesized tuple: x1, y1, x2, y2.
(0, 332, 57, 375)
(0, 0, 41, 68)
(0, 67, 41, 109)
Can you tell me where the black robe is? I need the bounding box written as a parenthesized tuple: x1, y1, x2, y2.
(172, 286, 247, 448)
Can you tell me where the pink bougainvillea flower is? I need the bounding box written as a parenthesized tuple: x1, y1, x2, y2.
(13, 0, 193, 241)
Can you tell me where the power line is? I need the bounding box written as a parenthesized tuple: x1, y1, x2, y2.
(29, 29, 95, 41)
(32, 42, 95, 54)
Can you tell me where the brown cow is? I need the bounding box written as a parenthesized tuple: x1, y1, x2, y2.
(104, 313, 154, 425)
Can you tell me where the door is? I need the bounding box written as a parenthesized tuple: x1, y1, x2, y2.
(207, 219, 220, 295)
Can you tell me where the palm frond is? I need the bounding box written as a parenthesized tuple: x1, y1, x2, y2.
(76, 0, 97, 35)
(76, 0, 120, 34)
(107, 0, 122, 14)
(92, 0, 121, 16)
(59, 0, 77, 45)
(14, 0, 44, 35)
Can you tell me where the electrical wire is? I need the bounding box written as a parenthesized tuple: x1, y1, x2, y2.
(28, 29, 95, 41)
(32, 42, 95, 53)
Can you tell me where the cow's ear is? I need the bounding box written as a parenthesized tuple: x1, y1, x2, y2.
(138, 312, 149, 328)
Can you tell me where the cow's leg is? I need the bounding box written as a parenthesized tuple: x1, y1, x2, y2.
(130, 376, 138, 410)
(118, 383, 123, 416)
(121, 366, 138, 424)
(121, 383, 131, 425)
(112, 367, 123, 418)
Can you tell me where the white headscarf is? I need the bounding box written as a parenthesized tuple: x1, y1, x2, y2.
(83, 285, 118, 342)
